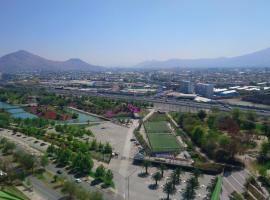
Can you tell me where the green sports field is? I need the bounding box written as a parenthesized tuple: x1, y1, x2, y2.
(144, 121, 171, 133)
(147, 113, 168, 122)
(147, 133, 180, 153)
(143, 112, 180, 153)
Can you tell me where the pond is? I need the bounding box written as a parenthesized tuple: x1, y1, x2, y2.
(64, 107, 104, 124)
(0, 101, 37, 119)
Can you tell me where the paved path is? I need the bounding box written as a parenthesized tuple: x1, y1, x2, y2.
(118, 120, 139, 177)
(29, 176, 63, 200)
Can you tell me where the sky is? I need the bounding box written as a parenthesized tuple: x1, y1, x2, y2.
(0, 0, 270, 66)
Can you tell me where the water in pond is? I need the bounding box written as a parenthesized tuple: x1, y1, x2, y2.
(64, 108, 103, 123)
(0, 101, 37, 119)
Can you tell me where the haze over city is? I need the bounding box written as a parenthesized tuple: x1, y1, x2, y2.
(1, 0, 270, 66)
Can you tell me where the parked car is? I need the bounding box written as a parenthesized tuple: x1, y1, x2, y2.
(75, 178, 82, 183)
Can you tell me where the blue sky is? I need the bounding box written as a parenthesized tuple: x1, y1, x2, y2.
(1, 0, 270, 66)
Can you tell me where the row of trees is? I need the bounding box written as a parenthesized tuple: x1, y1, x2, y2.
(62, 180, 103, 200)
(47, 145, 94, 175)
(55, 124, 93, 137)
(142, 161, 203, 200)
(0, 138, 46, 185)
(94, 165, 114, 187)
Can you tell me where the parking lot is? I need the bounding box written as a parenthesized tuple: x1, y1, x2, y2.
(0, 128, 49, 155)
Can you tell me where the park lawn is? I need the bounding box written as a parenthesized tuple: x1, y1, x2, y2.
(148, 113, 168, 122)
(0, 186, 29, 200)
(147, 132, 180, 153)
(144, 121, 171, 133)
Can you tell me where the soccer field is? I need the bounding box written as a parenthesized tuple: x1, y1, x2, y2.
(144, 121, 171, 133)
(147, 133, 180, 153)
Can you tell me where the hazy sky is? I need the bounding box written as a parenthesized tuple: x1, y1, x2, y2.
(1, 0, 270, 66)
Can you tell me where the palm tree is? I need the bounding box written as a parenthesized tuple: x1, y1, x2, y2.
(175, 168, 182, 184)
(182, 176, 198, 200)
(160, 164, 166, 178)
(143, 160, 150, 174)
(170, 171, 178, 187)
(152, 171, 162, 186)
(163, 181, 176, 200)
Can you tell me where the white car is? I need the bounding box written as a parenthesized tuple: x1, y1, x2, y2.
(75, 178, 82, 183)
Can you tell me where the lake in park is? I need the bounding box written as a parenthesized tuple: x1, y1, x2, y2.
(0, 101, 37, 119)
(64, 107, 104, 123)
(0, 101, 104, 123)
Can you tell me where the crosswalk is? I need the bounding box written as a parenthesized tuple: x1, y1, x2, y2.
(221, 170, 250, 200)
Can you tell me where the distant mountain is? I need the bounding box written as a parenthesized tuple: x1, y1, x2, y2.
(0, 50, 104, 73)
(135, 47, 270, 69)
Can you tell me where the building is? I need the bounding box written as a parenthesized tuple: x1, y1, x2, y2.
(179, 80, 194, 94)
(195, 83, 214, 98)
(166, 92, 196, 100)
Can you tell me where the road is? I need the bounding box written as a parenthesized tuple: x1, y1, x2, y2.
(29, 176, 63, 200)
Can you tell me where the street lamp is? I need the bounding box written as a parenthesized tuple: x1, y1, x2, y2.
(125, 168, 137, 200)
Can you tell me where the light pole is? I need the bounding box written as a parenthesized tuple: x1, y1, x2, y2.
(125, 168, 137, 200)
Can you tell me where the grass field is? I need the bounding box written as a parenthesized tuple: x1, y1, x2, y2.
(143, 112, 180, 153)
(144, 121, 171, 133)
(147, 113, 168, 122)
(147, 133, 180, 153)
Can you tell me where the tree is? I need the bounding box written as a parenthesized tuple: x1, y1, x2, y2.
(197, 110, 207, 121)
(40, 155, 49, 168)
(62, 181, 77, 200)
(261, 122, 270, 138)
(192, 126, 206, 146)
(103, 142, 112, 154)
(2, 141, 15, 154)
(88, 191, 104, 200)
(246, 111, 257, 122)
(170, 171, 178, 187)
(175, 168, 182, 184)
(95, 165, 106, 180)
(90, 139, 97, 150)
(242, 120, 256, 131)
(229, 191, 244, 200)
(232, 108, 241, 125)
(206, 177, 218, 197)
(163, 181, 176, 200)
(182, 176, 198, 200)
(143, 160, 150, 174)
(152, 171, 162, 186)
(160, 164, 166, 178)
(104, 169, 114, 185)
(72, 153, 93, 174)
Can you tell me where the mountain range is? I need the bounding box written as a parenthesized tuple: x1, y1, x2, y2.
(1, 47, 270, 73)
(135, 47, 270, 69)
(0, 50, 104, 73)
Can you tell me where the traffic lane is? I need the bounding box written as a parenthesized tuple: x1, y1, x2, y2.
(29, 176, 63, 200)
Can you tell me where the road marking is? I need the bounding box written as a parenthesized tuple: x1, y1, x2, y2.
(231, 174, 244, 189)
(223, 177, 239, 193)
(236, 171, 247, 182)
